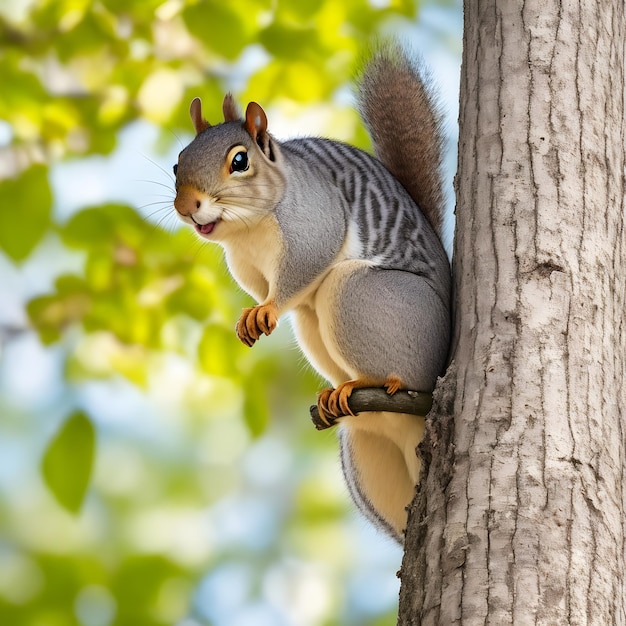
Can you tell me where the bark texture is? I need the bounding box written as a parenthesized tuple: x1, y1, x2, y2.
(398, 1, 626, 624)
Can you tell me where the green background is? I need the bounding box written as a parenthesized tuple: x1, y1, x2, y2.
(0, 1, 461, 624)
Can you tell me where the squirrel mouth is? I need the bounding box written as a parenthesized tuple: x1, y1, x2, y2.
(194, 220, 218, 236)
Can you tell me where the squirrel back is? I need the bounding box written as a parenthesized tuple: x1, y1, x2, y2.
(357, 44, 445, 241)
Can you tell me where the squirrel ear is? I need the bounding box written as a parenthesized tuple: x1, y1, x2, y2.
(222, 93, 242, 122)
(245, 102, 273, 159)
(190, 97, 210, 135)
(244, 102, 267, 138)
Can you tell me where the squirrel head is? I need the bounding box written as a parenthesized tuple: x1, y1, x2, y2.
(173, 94, 285, 241)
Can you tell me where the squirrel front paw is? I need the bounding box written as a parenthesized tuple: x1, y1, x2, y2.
(236, 301, 278, 347)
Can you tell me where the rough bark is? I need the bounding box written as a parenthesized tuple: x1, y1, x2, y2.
(398, 1, 626, 624)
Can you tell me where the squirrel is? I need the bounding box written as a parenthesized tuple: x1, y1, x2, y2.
(172, 43, 451, 543)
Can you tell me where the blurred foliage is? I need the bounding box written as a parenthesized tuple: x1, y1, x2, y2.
(41, 411, 95, 513)
(0, 0, 449, 624)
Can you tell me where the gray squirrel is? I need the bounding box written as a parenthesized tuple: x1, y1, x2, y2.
(172, 44, 451, 543)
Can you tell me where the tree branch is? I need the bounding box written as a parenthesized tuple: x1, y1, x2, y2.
(310, 388, 433, 430)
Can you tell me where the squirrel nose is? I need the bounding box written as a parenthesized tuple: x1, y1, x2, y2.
(174, 186, 207, 217)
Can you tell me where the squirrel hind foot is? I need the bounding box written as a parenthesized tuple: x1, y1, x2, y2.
(317, 385, 354, 423)
(317, 375, 407, 422)
(314, 390, 338, 428)
(317, 378, 380, 421)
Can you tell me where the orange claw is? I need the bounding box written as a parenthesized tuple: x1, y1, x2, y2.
(236, 301, 278, 347)
(384, 374, 403, 395)
(328, 381, 356, 417)
(317, 379, 369, 422)
(316, 388, 336, 427)
(317, 375, 406, 425)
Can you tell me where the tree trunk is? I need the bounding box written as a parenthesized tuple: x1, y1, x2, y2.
(398, 1, 626, 624)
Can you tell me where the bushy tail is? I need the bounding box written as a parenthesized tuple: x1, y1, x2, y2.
(357, 43, 445, 241)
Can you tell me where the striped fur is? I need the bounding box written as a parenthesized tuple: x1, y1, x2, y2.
(282, 137, 449, 304)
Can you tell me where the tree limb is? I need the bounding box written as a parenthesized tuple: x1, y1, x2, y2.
(310, 388, 433, 430)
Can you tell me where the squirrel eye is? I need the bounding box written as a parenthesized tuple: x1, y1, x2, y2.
(230, 151, 249, 173)
(173, 164, 178, 177)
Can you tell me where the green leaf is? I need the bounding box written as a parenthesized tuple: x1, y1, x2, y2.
(111, 555, 185, 622)
(198, 323, 241, 376)
(243, 378, 270, 439)
(242, 359, 279, 437)
(182, 3, 248, 60)
(60, 207, 117, 248)
(0, 165, 52, 262)
(41, 412, 96, 513)
(27, 275, 92, 344)
(276, 0, 324, 21)
(259, 22, 321, 60)
(166, 270, 215, 320)
(60, 204, 147, 250)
